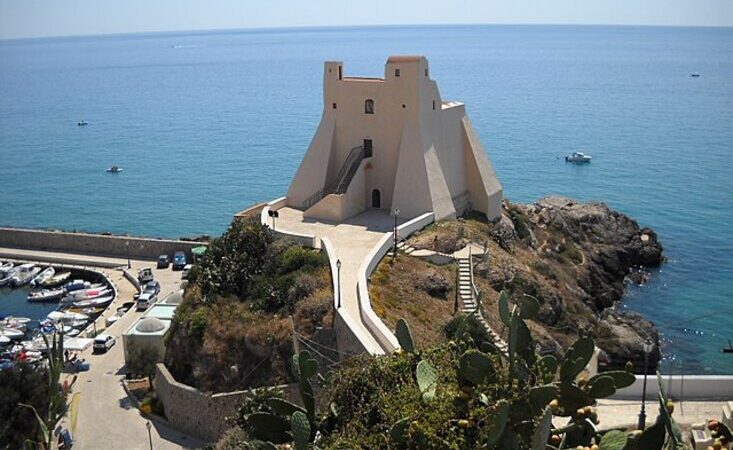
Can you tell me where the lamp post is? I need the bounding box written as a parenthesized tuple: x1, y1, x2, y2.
(336, 259, 342, 309)
(392, 207, 400, 261)
(126, 240, 131, 269)
(268, 209, 279, 231)
(637, 340, 653, 430)
(146, 421, 153, 450)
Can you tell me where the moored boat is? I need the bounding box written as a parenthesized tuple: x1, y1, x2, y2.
(73, 294, 113, 308)
(10, 264, 40, 287)
(0, 267, 18, 287)
(42, 271, 71, 287)
(0, 262, 13, 272)
(0, 327, 24, 340)
(27, 287, 65, 302)
(61, 288, 111, 304)
(31, 267, 55, 287)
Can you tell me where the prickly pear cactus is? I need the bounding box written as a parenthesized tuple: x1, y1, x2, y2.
(395, 318, 415, 352)
(458, 349, 495, 386)
(416, 360, 438, 401)
(290, 411, 311, 450)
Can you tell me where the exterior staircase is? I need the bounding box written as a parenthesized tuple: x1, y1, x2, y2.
(303, 145, 366, 209)
(457, 255, 509, 355)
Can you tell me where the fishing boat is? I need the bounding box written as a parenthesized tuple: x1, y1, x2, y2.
(61, 288, 111, 304)
(691, 72, 701, 78)
(0, 267, 17, 287)
(0, 327, 24, 340)
(106, 166, 123, 173)
(73, 294, 113, 308)
(10, 264, 40, 287)
(3, 317, 31, 330)
(42, 271, 71, 287)
(31, 267, 55, 287)
(723, 340, 733, 354)
(565, 152, 592, 163)
(78, 120, 88, 126)
(27, 287, 65, 302)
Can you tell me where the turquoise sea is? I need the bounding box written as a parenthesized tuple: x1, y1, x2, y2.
(0, 25, 731, 373)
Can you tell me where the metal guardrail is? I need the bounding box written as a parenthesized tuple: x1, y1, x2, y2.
(302, 145, 365, 209)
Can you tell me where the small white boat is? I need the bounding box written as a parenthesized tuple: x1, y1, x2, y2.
(78, 120, 88, 126)
(3, 317, 32, 331)
(0, 327, 24, 339)
(0, 262, 13, 272)
(107, 166, 123, 173)
(67, 329, 81, 337)
(42, 271, 71, 287)
(0, 335, 10, 345)
(105, 315, 120, 327)
(28, 287, 66, 302)
(74, 295, 113, 308)
(47, 311, 66, 321)
(691, 72, 700, 77)
(61, 288, 111, 304)
(565, 152, 592, 163)
(10, 264, 40, 286)
(0, 267, 17, 287)
(31, 267, 55, 287)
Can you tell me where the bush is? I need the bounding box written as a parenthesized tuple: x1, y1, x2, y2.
(278, 246, 329, 274)
(0, 363, 49, 448)
(189, 308, 209, 342)
(444, 313, 493, 351)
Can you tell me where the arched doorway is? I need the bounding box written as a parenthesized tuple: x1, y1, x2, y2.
(371, 189, 381, 208)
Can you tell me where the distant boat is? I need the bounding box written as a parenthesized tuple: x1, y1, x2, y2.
(78, 120, 88, 126)
(691, 72, 701, 78)
(723, 340, 733, 354)
(565, 152, 592, 163)
(107, 166, 123, 173)
(10, 264, 40, 287)
(42, 271, 71, 287)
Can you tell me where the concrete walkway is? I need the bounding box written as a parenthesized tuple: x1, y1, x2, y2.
(595, 399, 725, 429)
(276, 207, 393, 354)
(39, 257, 205, 450)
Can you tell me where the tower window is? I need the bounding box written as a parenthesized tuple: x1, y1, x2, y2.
(365, 99, 374, 114)
(338, 66, 342, 80)
(432, 100, 436, 110)
(395, 68, 400, 77)
(425, 68, 429, 77)
(332, 103, 337, 109)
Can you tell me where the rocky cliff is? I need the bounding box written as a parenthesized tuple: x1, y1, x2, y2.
(407, 196, 664, 371)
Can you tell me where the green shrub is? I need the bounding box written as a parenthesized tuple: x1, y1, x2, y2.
(444, 313, 493, 351)
(277, 246, 329, 274)
(189, 308, 209, 342)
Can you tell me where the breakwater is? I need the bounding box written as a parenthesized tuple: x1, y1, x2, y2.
(0, 227, 205, 262)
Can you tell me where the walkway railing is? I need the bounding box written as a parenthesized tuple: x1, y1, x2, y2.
(302, 145, 365, 209)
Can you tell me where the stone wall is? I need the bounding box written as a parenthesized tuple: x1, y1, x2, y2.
(154, 363, 299, 442)
(0, 227, 205, 261)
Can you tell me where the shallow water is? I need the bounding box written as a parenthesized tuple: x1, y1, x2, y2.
(0, 25, 731, 373)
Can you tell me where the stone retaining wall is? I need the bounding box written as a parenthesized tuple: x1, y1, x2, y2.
(154, 363, 299, 442)
(0, 227, 205, 261)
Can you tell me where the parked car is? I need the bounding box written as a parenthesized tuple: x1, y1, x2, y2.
(138, 267, 154, 284)
(93, 334, 115, 353)
(144, 280, 160, 296)
(172, 251, 186, 270)
(157, 254, 170, 269)
(136, 292, 158, 311)
(181, 264, 193, 280)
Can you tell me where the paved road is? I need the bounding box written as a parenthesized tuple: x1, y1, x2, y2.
(55, 258, 204, 450)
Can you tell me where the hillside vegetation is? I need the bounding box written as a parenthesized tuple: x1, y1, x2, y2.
(164, 218, 334, 392)
(376, 197, 664, 371)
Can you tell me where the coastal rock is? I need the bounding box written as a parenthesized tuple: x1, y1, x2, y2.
(415, 270, 450, 299)
(596, 309, 661, 371)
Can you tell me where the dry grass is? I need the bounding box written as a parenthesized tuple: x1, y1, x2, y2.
(369, 254, 456, 348)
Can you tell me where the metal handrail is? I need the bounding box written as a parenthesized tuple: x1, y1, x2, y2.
(302, 144, 365, 209)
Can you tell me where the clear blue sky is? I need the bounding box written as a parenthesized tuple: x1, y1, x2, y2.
(1, 0, 731, 39)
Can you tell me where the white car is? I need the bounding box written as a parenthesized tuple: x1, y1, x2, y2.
(93, 334, 116, 353)
(136, 292, 158, 311)
(138, 267, 154, 284)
